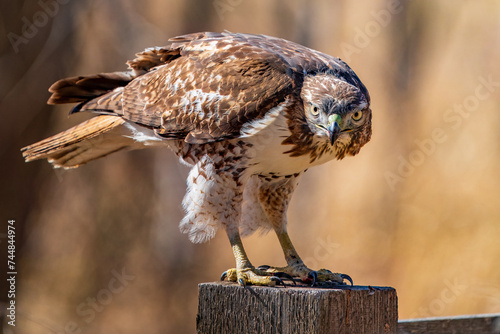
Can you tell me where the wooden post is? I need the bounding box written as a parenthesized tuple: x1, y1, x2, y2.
(197, 282, 398, 334)
(398, 313, 500, 333)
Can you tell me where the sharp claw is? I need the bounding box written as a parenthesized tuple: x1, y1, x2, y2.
(257, 265, 270, 270)
(341, 273, 354, 286)
(270, 276, 286, 287)
(308, 271, 318, 287)
(273, 272, 296, 285)
(220, 271, 228, 281)
(238, 278, 246, 287)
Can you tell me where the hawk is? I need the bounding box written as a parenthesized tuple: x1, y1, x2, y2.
(22, 32, 371, 286)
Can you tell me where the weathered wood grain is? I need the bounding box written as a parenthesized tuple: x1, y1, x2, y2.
(197, 282, 398, 334)
(398, 313, 500, 334)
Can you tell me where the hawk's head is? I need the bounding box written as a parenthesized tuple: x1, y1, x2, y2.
(300, 74, 372, 159)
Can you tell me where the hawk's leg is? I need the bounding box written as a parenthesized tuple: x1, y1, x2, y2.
(256, 175, 352, 285)
(179, 157, 288, 286)
(262, 227, 351, 285)
(221, 228, 291, 286)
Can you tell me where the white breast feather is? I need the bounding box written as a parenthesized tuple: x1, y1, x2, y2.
(123, 122, 163, 145)
(239, 101, 290, 137)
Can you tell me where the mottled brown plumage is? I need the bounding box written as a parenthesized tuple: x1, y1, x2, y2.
(22, 32, 371, 286)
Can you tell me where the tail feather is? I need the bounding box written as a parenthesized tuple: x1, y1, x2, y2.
(21, 115, 132, 169)
(47, 46, 181, 106)
(47, 72, 134, 105)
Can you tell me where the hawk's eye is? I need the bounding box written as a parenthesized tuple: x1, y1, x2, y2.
(310, 105, 320, 116)
(352, 111, 363, 121)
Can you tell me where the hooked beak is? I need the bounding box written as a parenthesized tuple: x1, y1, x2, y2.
(327, 114, 342, 145)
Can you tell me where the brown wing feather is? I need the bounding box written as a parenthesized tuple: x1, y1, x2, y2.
(116, 32, 304, 143)
(121, 53, 294, 143)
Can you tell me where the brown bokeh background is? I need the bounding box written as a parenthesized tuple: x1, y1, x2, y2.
(1, 0, 499, 333)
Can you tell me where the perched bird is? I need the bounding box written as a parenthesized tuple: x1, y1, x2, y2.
(22, 32, 371, 286)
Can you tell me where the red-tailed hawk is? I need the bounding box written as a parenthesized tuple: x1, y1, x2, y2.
(22, 32, 371, 286)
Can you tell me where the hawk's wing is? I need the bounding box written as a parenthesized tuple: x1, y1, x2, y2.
(48, 32, 367, 144)
(121, 42, 295, 143)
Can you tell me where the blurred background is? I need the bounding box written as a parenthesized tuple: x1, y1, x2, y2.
(1, 0, 499, 333)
